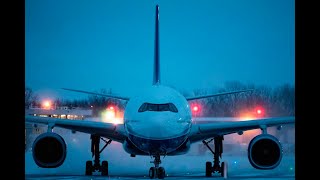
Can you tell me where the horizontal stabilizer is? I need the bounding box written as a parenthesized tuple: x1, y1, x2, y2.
(62, 88, 130, 101)
(186, 89, 254, 101)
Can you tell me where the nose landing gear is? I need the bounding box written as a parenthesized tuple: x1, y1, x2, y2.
(149, 155, 166, 179)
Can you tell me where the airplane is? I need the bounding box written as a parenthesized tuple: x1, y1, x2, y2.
(25, 5, 295, 179)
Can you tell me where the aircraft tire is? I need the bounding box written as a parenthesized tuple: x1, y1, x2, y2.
(158, 167, 165, 179)
(101, 161, 108, 176)
(149, 167, 155, 179)
(85, 161, 93, 176)
(205, 161, 212, 177)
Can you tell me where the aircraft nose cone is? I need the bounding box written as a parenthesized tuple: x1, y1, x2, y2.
(126, 114, 190, 139)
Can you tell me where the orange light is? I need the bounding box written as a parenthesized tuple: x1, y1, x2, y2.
(111, 118, 123, 125)
(42, 100, 51, 109)
(238, 110, 257, 121)
(102, 105, 124, 124)
(44, 101, 50, 107)
(240, 115, 255, 121)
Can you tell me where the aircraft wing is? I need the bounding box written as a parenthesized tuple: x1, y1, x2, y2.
(25, 115, 127, 143)
(188, 116, 295, 143)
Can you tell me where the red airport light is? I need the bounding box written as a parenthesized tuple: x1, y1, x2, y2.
(106, 105, 116, 116)
(191, 104, 200, 112)
(191, 103, 201, 117)
(193, 106, 199, 112)
(254, 107, 265, 117)
(256, 109, 262, 114)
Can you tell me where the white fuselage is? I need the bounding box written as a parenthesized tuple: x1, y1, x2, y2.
(123, 85, 192, 154)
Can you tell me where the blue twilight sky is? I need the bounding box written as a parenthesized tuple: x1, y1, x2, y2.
(25, 0, 295, 100)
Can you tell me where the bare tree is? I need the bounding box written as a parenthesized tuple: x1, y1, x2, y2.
(189, 81, 294, 117)
(25, 87, 39, 109)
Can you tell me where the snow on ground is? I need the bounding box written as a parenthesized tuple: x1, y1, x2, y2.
(25, 129, 295, 179)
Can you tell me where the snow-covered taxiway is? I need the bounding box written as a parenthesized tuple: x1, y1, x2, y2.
(25, 127, 295, 180)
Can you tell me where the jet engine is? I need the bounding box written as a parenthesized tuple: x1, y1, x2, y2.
(32, 132, 67, 168)
(248, 134, 282, 169)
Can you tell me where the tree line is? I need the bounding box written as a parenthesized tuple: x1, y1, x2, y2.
(185, 81, 294, 117)
(25, 81, 294, 117)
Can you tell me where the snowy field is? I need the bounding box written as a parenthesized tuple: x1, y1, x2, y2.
(25, 128, 295, 180)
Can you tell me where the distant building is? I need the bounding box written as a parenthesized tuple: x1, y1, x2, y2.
(25, 106, 93, 150)
(25, 106, 92, 120)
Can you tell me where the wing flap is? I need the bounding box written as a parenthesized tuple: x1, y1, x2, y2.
(25, 115, 127, 143)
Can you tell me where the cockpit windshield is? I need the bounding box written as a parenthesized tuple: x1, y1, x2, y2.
(138, 103, 178, 113)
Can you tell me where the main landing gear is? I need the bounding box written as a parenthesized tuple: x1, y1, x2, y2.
(149, 154, 166, 179)
(202, 136, 228, 178)
(85, 134, 112, 176)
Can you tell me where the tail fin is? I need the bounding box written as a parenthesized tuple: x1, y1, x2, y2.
(153, 5, 160, 85)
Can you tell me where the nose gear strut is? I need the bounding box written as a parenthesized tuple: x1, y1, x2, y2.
(149, 154, 166, 179)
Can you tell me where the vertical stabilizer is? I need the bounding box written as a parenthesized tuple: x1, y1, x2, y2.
(153, 5, 160, 85)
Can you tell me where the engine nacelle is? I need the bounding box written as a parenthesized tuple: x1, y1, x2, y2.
(32, 132, 67, 168)
(248, 134, 282, 169)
